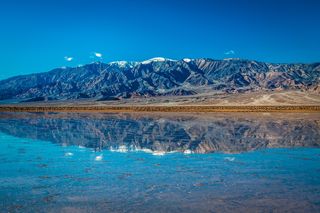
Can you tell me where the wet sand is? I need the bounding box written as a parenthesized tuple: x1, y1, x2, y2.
(0, 105, 319, 112)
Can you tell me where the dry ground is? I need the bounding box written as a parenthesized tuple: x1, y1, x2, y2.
(0, 90, 319, 112)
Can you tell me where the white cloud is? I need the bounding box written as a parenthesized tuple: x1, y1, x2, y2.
(224, 50, 235, 55)
(94, 52, 102, 58)
(64, 56, 73, 62)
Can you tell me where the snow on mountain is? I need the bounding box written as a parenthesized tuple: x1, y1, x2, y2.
(109, 61, 137, 68)
(141, 57, 176, 64)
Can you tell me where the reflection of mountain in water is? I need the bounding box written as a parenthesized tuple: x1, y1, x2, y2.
(0, 112, 319, 154)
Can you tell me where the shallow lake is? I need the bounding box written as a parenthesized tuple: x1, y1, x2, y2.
(0, 112, 319, 212)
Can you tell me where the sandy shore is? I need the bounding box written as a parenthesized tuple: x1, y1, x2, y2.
(0, 105, 319, 112)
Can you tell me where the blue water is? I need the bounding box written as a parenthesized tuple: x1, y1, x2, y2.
(0, 112, 319, 212)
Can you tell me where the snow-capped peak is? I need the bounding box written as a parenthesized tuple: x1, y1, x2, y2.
(183, 58, 192, 63)
(223, 58, 241, 61)
(141, 57, 175, 64)
(109, 61, 137, 68)
(109, 61, 128, 67)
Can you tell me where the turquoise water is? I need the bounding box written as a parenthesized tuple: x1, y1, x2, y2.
(0, 112, 319, 212)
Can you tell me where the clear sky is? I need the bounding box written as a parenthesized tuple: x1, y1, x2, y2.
(0, 0, 319, 79)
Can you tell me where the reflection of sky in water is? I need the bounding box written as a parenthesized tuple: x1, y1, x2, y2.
(0, 112, 319, 212)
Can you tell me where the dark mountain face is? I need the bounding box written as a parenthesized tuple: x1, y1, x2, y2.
(0, 58, 319, 101)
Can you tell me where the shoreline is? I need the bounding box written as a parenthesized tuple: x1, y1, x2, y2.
(0, 105, 319, 112)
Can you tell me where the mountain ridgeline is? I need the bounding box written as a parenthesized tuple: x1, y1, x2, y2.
(0, 58, 319, 101)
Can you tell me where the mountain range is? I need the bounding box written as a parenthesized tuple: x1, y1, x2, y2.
(0, 57, 319, 102)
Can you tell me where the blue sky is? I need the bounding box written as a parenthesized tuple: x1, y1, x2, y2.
(0, 0, 319, 79)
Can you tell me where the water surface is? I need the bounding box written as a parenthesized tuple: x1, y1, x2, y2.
(0, 112, 319, 212)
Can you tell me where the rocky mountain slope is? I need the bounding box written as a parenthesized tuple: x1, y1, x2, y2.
(0, 58, 319, 102)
